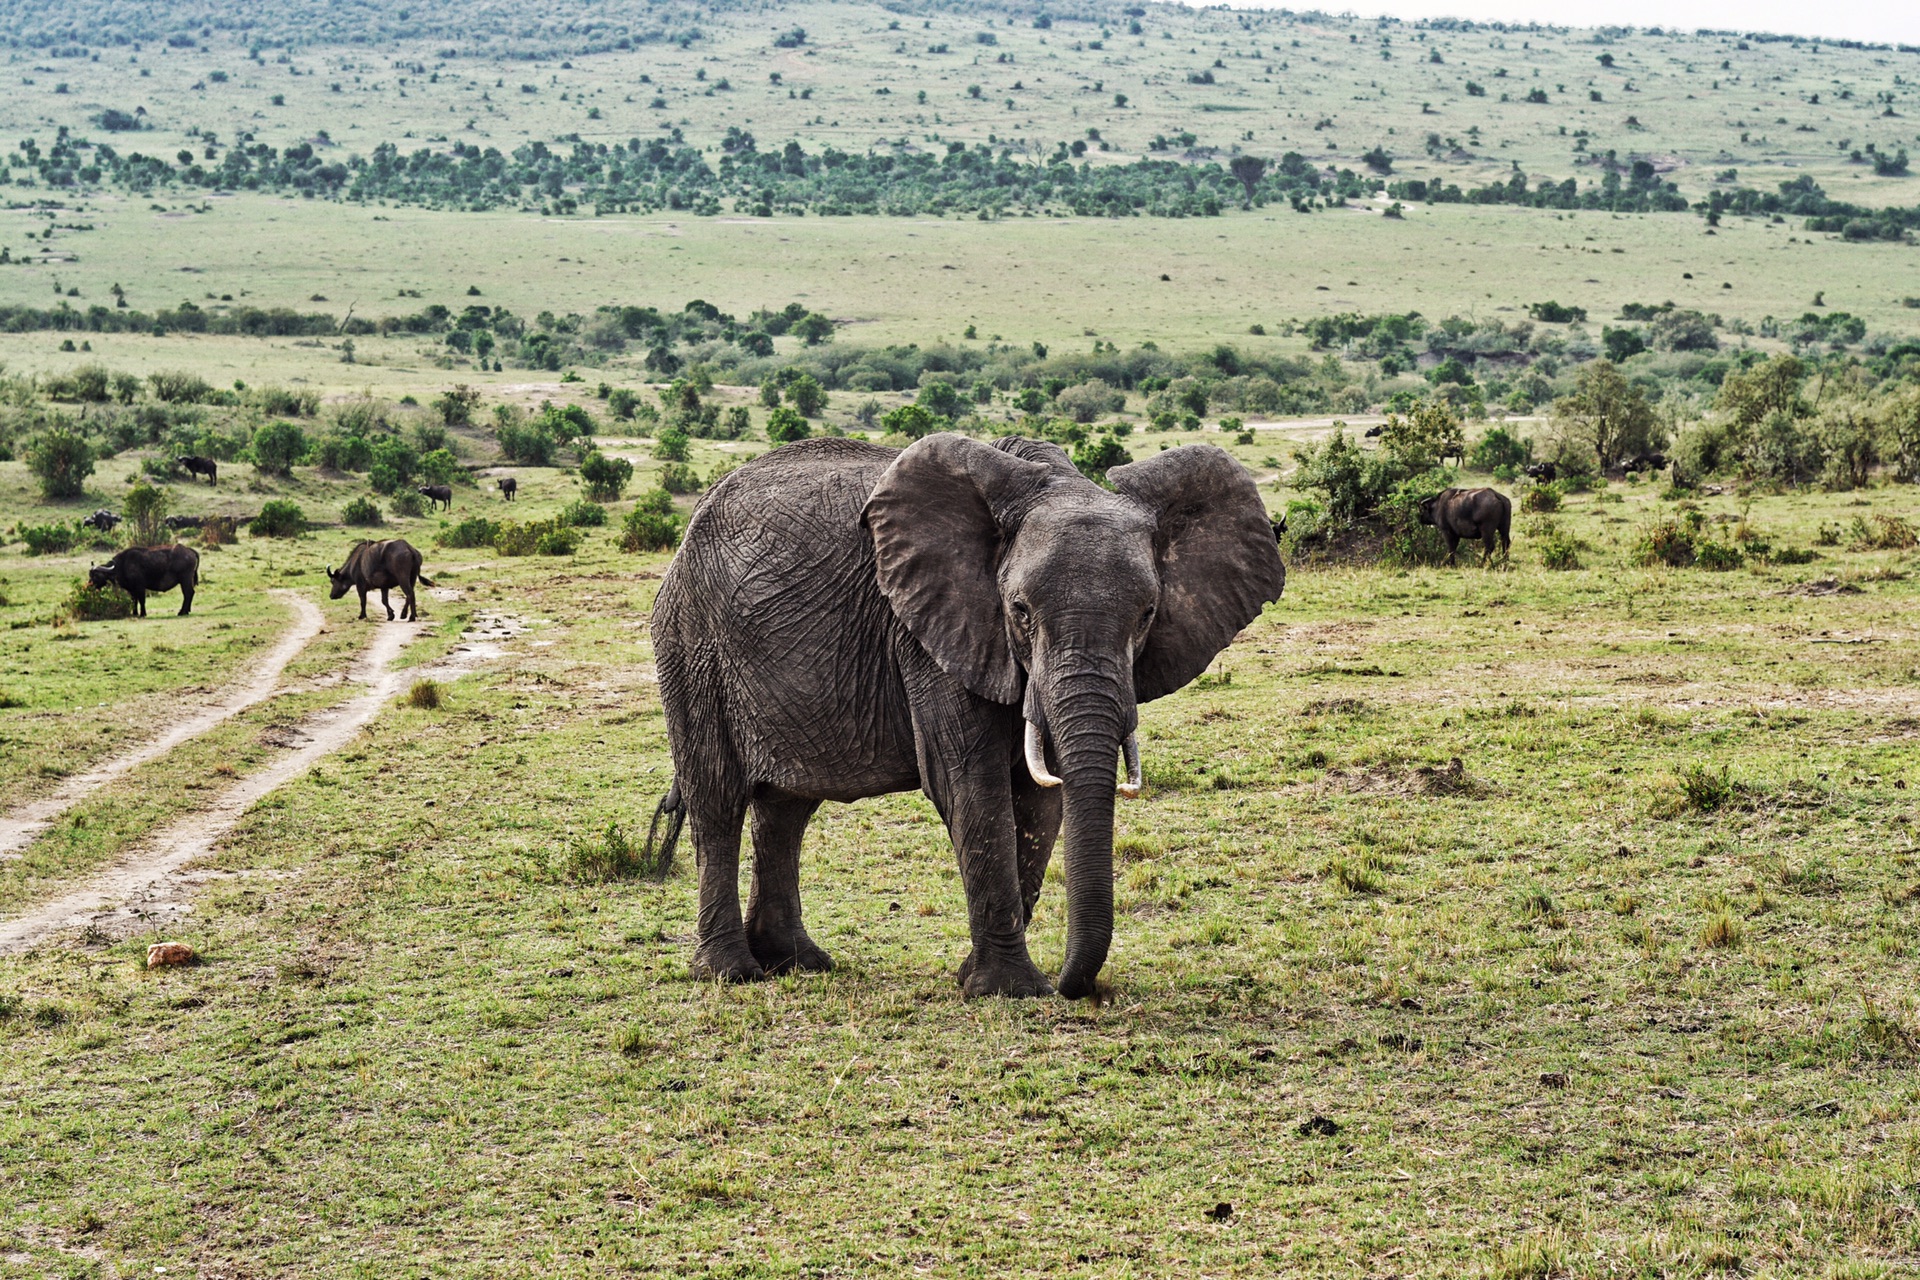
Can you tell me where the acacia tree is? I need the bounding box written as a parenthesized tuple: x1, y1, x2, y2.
(1228, 155, 1268, 206)
(1551, 360, 1660, 469)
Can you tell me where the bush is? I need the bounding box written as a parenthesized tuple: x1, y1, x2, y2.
(434, 384, 483, 427)
(535, 526, 579, 556)
(786, 374, 827, 417)
(878, 404, 940, 441)
(44, 363, 113, 402)
(496, 418, 556, 466)
(1694, 539, 1745, 571)
(1529, 517, 1583, 570)
(256, 385, 319, 416)
(148, 370, 213, 404)
(314, 432, 374, 472)
(1848, 513, 1919, 550)
(608, 388, 639, 420)
(659, 462, 704, 494)
(560, 499, 608, 527)
(249, 499, 307, 538)
(767, 406, 812, 444)
(1468, 425, 1531, 472)
(722, 405, 752, 438)
(62, 580, 135, 621)
(1519, 482, 1562, 513)
(436, 516, 499, 548)
(19, 522, 77, 555)
(566, 820, 671, 882)
(250, 420, 308, 476)
(1071, 433, 1133, 481)
(124, 479, 169, 544)
(620, 490, 682, 552)
(579, 450, 634, 501)
(25, 424, 95, 499)
(368, 436, 421, 494)
(1054, 378, 1125, 424)
(653, 427, 690, 462)
(342, 497, 383, 526)
(389, 490, 427, 518)
(1631, 517, 1695, 567)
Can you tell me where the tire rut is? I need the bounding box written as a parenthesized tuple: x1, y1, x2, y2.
(0, 613, 520, 954)
(0, 590, 326, 861)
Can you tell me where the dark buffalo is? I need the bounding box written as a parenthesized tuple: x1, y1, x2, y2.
(1417, 487, 1512, 567)
(1364, 424, 1385, 438)
(1270, 513, 1288, 543)
(163, 514, 206, 530)
(1524, 462, 1558, 484)
(81, 509, 120, 531)
(176, 455, 218, 485)
(327, 539, 434, 621)
(88, 545, 199, 617)
(1623, 452, 1669, 474)
(417, 484, 453, 512)
(496, 477, 517, 502)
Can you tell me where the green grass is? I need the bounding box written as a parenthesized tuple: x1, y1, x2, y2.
(0, 468, 1915, 1273)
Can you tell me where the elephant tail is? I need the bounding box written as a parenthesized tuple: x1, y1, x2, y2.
(644, 780, 686, 878)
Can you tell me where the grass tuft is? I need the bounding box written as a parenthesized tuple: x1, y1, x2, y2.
(567, 820, 670, 882)
(1699, 912, 1743, 950)
(406, 679, 443, 710)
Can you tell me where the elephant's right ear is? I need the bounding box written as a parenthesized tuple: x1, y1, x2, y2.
(864, 433, 1054, 704)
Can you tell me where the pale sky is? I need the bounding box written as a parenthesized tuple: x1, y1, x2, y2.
(1206, 0, 1920, 47)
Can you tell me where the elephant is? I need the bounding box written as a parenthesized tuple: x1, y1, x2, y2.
(647, 434, 1285, 999)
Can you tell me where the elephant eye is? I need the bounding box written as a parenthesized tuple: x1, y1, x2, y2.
(1139, 606, 1156, 628)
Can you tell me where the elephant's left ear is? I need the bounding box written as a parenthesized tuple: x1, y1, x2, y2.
(1108, 445, 1285, 703)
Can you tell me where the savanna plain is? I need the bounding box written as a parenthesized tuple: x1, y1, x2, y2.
(0, 0, 1917, 1276)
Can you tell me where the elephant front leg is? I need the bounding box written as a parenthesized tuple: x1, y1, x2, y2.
(1011, 759, 1063, 927)
(936, 772, 1053, 998)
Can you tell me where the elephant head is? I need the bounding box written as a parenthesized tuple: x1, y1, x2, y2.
(863, 434, 1285, 997)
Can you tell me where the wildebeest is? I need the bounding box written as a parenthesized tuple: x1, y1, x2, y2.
(1622, 452, 1669, 474)
(1524, 462, 1558, 484)
(1417, 487, 1512, 567)
(496, 477, 517, 502)
(176, 455, 218, 485)
(81, 509, 120, 531)
(163, 514, 206, 530)
(417, 484, 453, 512)
(88, 545, 200, 617)
(326, 539, 433, 621)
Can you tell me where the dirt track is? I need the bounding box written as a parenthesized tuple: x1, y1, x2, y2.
(0, 609, 520, 953)
(0, 590, 325, 861)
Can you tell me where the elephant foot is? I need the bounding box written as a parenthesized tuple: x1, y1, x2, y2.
(690, 940, 766, 985)
(957, 949, 1055, 999)
(746, 921, 833, 976)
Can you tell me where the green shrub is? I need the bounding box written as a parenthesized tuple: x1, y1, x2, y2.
(608, 388, 639, 420)
(249, 499, 306, 538)
(579, 450, 634, 501)
(124, 479, 169, 545)
(722, 405, 752, 438)
(256, 385, 319, 416)
(368, 436, 420, 494)
(566, 820, 671, 882)
(1631, 517, 1695, 567)
(1770, 546, 1819, 565)
(433, 384, 483, 427)
(25, 424, 94, 499)
(389, 490, 427, 518)
(496, 418, 556, 466)
(45, 362, 113, 402)
(19, 522, 77, 555)
(314, 432, 374, 472)
(493, 519, 576, 556)
(1848, 513, 1919, 550)
(653, 427, 690, 462)
(785, 373, 827, 417)
(1694, 539, 1745, 571)
(436, 516, 499, 548)
(659, 462, 704, 494)
(877, 404, 939, 441)
(342, 497, 383, 526)
(1530, 517, 1582, 570)
(148, 370, 213, 404)
(1519, 481, 1562, 513)
(535, 527, 579, 555)
(620, 490, 682, 552)
(62, 580, 135, 621)
(560, 499, 607, 527)
(1469, 425, 1532, 473)
(417, 447, 462, 487)
(1071, 433, 1133, 481)
(250, 420, 309, 476)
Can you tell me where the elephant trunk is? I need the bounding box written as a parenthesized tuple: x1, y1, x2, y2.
(1047, 701, 1126, 1000)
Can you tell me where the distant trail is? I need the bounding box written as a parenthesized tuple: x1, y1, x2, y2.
(0, 591, 325, 861)
(0, 614, 424, 955)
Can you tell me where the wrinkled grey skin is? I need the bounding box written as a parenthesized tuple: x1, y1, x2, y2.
(1418, 486, 1512, 566)
(650, 434, 1285, 999)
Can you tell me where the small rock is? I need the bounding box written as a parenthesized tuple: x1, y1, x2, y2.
(1204, 1201, 1233, 1221)
(1540, 1072, 1569, 1089)
(146, 942, 196, 968)
(1297, 1115, 1340, 1137)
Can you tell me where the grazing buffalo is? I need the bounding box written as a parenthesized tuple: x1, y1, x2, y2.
(163, 514, 206, 530)
(88, 545, 199, 617)
(81, 509, 121, 531)
(327, 539, 433, 621)
(176, 455, 218, 485)
(497, 477, 517, 502)
(1270, 513, 1288, 543)
(1623, 452, 1668, 474)
(1417, 487, 1512, 567)
(417, 484, 453, 512)
(1364, 424, 1385, 438)
(1524, 462, 1558, 484)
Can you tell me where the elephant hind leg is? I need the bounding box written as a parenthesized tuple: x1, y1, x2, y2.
(688, 785, 763, 984)
(744, 788, 832, 975)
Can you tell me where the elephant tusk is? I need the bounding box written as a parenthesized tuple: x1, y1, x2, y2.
(1024, 720, 1062, 788)
(1119, 732, 1142, 799)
